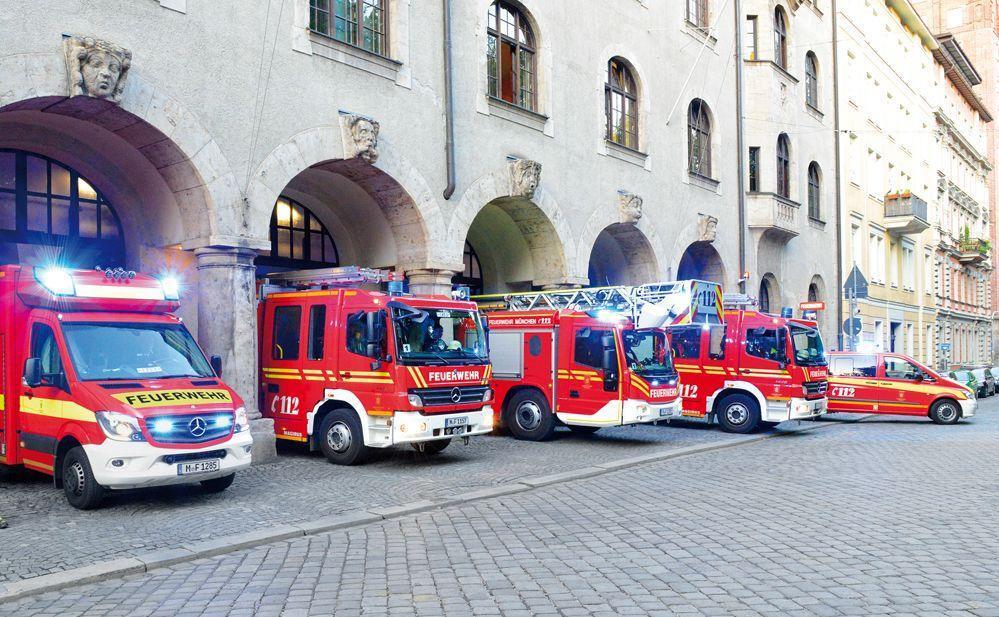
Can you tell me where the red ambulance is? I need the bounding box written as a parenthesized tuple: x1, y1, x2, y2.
(0, 265, 252, 509)
(477, 288, 683, 440)
(258, 267, 494, 464)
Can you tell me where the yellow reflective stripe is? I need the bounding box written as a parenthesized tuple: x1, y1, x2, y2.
(406, 367, 427, 388)
(23, 458, 54, 472)
(302, 369, 324, 375)
(344, 378, 395, 384)
(263, 374, 301, 381)
(366, 409, 394, 417)
(275, 433, 308, 442)
(305, 376, 327, 382)
(19, 396, 96, 423)
(0, 393, 4, 410)
(264, 368, 302, 374)
(344, 371, 392, 377)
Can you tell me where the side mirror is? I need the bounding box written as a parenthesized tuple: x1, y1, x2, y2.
(210, 355, 223, 378)
(601, 348, 616, 371)
(23, 357, 42, 388)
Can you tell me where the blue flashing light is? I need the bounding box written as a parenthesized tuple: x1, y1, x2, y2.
(152, 418, 174, 433)
(160, 276, 181, 301)
(35, 267, 76, 296)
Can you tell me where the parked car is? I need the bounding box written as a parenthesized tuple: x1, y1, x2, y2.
(971, 368, 995, 398)
(948, 370, 979, 397)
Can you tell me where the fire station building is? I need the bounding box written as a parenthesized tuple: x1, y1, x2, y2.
(0, 0, 839, 427)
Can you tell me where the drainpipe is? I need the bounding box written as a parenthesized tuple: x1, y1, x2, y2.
(832, 0, 844, 350)
(734, 0, 747, 294)
(442, 0, 457, 200)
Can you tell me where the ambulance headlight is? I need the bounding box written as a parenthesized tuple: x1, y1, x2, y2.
(407, 394, 423, 408)
(481, 388, 493, 403)
(160, 276, 181, 301)
(35, 267, 76, 296)
(234, 406, 250, 433)
(96, 411, 144, 442)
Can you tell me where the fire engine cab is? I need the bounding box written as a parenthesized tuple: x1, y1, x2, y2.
(644, 281, 829, 433)
(0, 265, 252, 509)
(476, 285, 683, 440)
(258, 267, 494, 464)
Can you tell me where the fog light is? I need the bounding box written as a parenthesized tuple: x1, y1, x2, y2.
(399, 422, 409, 433)
(111, 459, 124, 467)
(243, 445, 252, 454)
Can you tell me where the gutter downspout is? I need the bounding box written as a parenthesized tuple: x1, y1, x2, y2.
(832, 0, 844, 350)
(442, 0, 456, 200)
(734, 0, 747, 294)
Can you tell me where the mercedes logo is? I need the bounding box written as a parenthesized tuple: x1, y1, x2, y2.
(450, 387, 462, 403)
(188, 417, 208, 438)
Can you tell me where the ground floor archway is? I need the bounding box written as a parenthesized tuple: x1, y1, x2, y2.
(586, 223, 658, 286)
(677, 241, 725, 283)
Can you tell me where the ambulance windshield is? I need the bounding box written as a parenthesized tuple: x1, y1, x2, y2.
(789, 324, 827, 367)
(392, 306, 489, 365)
(62, 322, 215, 381)
(623, 329, 675, 377)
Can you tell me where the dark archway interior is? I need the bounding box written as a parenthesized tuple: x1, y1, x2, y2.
(587, 224, 657, 287)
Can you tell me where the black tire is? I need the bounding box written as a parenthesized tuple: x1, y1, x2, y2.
(715, 393, 762, 434)
(505, 389, 556, 441)
(318, 409, 370, 465)
(200, 473, 236, 493)
(929, 399, 961, 425)
(411, 439, 451, 454)
(61, 446, 106, 510)
(568, 425, 601, 435)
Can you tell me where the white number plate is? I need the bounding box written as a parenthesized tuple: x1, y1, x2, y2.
(444, 416, 468, 428)
(177, 459, 221, 475)
(659, 407, 675, 417)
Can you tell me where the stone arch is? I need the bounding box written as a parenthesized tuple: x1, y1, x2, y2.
(246, 126, 449, 271)
(677, 241, 726, 284)
(0, 52, 241, 246)
(576, 202, 666, 286)
(759, 272, 780, 314)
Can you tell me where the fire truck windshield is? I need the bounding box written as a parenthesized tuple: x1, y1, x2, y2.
(62, 322, 215, 381)
(789, 324, 827, 367)
(392, 306, 488, 365)
(623, 329, 675, 377)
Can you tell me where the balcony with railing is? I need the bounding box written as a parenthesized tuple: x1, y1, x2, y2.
(957, 237, 990, 265)
(884, 192, 930, 236)
(747, 193, 799, 241)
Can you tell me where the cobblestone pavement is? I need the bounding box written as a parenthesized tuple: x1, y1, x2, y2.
(4, 403, 997, 616)
(0, 415, 814, 582)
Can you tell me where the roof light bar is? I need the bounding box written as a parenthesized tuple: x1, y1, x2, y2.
(35, 267, 76, 297)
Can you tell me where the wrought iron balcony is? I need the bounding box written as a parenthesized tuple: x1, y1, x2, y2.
(747, 193, 799, 241)
(884, 192, 930, 236)
(957, 238, 990, 265)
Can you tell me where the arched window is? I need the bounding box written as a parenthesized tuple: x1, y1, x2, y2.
(487, 1, 536, 110)
(805, 52, 819, 108)
(687, 99, 712, 178)
(687, 0, 709, 29)
(807, 162, 821, 219)
(0, 149, 124, 268)
(774, 7, 788, 69)
(309, 0, 388, 56)
(808, 283, 819, 303)
(453, 241, 483, 296)
(606, 57, 639, 150)
(776, 134, 791, 199)
(759, 278, 772, 314)
(261, 197, 339, 269)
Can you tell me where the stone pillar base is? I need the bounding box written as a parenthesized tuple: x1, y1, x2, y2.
(406, 268, 459, 297)
(249, 418, 278, 465)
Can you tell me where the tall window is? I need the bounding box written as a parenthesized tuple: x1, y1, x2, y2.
(776, 134, 791, 198)
(261, 197, 339, 269)
(309, 0, 387, 56)
(0, 149, 124, 268)
(759, 278, 772, 314)
(486, 1, 536, 110)
(774, 7, 788, 69)
(687, 0, 709, 29)
(452, 241, 483, 296)
(749, 146, 760, 191)
(605, 57, 639, 150)
(687, 99, 712, 178)
(807, 162, 821, 219)
(745, 16, 758, 60)
(805, 52, 819, 108)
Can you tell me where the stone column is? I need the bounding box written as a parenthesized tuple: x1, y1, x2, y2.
(406, 269, 459, 297)
(195, 247, 276, 464)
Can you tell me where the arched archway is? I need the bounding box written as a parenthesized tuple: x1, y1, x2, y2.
(677, 241, 725, 283)
(759, 273, 780, 314)
(587, 223, 658, 286)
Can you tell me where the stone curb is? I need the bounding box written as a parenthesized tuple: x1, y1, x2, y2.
(0, 416, 866, 605)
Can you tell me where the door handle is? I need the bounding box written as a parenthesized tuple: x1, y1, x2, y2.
(267, 383, 279, 393)
(569, 390, 580, 398)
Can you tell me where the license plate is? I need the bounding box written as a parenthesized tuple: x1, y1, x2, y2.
(444, 416, 468, 428)
(659, 407, 674, 417)
(177, 459, 221, 475)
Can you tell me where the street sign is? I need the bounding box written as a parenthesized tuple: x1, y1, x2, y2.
(843, 317, 862, 336)
(939, 343, 952, 352)
(843, 266, 869, 300)
(799, 301, 826, 311)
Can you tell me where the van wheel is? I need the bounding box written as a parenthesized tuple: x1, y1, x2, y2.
(506, 390, 556, 441)
(319, 410, 370, 465)
(568, 425, 601, 435)
(200, 473, 236, 493)
(929, 399, 960, 425)
(715, 394, 761, 434)
(412, 439, 451, 454)
(62, 447, 106, 510)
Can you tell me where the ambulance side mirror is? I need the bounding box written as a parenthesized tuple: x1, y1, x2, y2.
(210, 355, 223, 378)
(23, 357, 42, 389)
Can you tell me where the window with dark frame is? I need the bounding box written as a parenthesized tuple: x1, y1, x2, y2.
(745, 15, 758, 60)
(805, 52, 819, 108)
(272, 305, 302, 361)
(774, 7, 788, 69)
(486, 1, 537, 111)
(307, 305, 326, 361)
(759, 279, 772, 314)
(686, 0, 709, 29)
(745, 326, 784, 362)
(808, 162, 821, 219)
(606, 57, 639, 150)
(262, 197, 339, 269)
(687, 99, 712, 179)
(452, 241, 483, 296)
(573, 328, 613, 370)
(776, 134, 791, 199)
(30, 323, 66, 389)
(748, 146, 761, 191)
(669, 327, 702, 360)
(309, 0, 387, 57)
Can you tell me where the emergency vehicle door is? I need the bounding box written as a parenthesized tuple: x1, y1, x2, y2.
(562, 326, 620, 418)
(20, 319, 74, 465)
(337, 295, 393, 413)
(880, 355, 930, 414)
(261, 302, 305, 437)
(828, 354, 879, 411)
(741, 325, 790, 397)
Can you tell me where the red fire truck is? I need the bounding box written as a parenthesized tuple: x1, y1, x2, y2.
(258, 267, 494, 464)
(0, 265, 252, 509)
(643, 281, 829, 433)
(476, 286, 683, 440)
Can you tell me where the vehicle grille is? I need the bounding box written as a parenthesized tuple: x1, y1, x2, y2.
(804, 381, 828, 396)
(412, 385, 489, 406)
(146, 412, 234, 444)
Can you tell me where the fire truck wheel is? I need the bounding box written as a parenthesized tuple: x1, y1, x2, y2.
(506, 390, 556, 441)
(319, 410, 370, 465)
(568, 425, 601, 435)
(715, 394, 761, 434)
(929, 399, 960, 425)
(412, 439, 451, 454)
(200, 473, 236, 493)
(62, 447, 106, 510)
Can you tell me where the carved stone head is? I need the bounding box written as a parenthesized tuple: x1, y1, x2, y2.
(698, 213, 719, 242)
(618, 192, 643, 225)
(63, 36, 132, 102)
(347, 115, 380, 164)
(509, 159, 542, 199)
